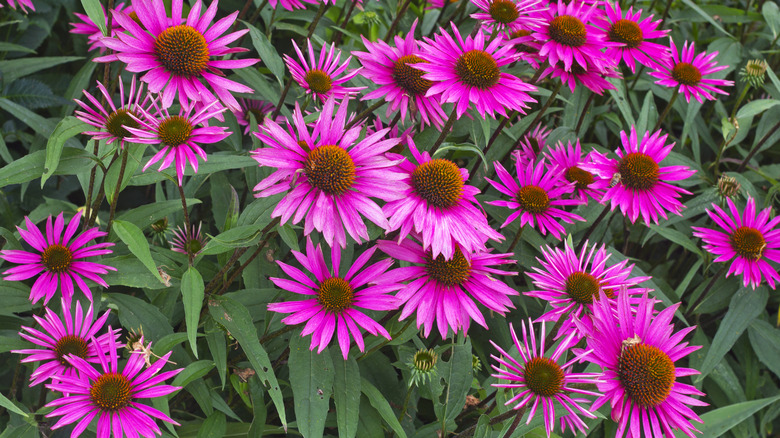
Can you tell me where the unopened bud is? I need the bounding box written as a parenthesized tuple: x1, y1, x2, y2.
(740, 59, 768, 88)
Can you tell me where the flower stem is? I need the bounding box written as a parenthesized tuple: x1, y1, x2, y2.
(385, 0, 414, 40)
(575, 92, 596, 135)
(737, 120, 780, 172)
(104, 147, 129, 238)
(430, 107, 459, 154)
(653, 86, 679, 132)
(333, 0, 360, 45)
(357, 318, 414, 362)
(468, 111, 517, 177)
(685, 263, 728, 318)
(576, 204, 610, 253)
(507, 226, 524, 253)
(345, 100, 386, 130)
(501, 406, 527, 438)
(177, 184, 192, 265)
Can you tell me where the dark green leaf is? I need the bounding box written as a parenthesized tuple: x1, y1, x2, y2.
(106, 293, 173, 341)
(679, 396, 780, 437)
(41, 116, 89, 187)
(289, 334, 335, 438)
(332, 351, 360, 438)
(0, 57, 83, 85)
(361, 378, 407, 438)
(172, 360, 215, 389)
(80, 0, 107, 36)
(116, 198, 202, 230)
(245, 22, 285, 85)
(182, 267, 205, 358)
(112, 220, 165, 283)
(748, 319, 780, 379)
(0, 392, 28, 418)
(436, 338, 473, 424)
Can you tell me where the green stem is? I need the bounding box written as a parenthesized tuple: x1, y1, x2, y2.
(384, 0, 414, 40)
(576, 204, 610, 253)
(501, 406, 527, 438)
(685, 263, 728, 319)
(332, 0, 359, 45)
(104, 147, 129, 238)
(357, 319, 414, 362)
(575, 92, 596, 135)
(737, 120, 780, 172)
(507, 226, 524, 253)
(177, 184, 192, 265)
(345, 100, 385, 130)
(652, 86, 679, 132)
(430, 107, 459, 154)
(501, 80, 562, 164)
(398, 385, 414, 422)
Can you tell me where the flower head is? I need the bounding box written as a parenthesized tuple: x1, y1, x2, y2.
(692, 197, 780, 289)
(46, 328, 182, 438)
(170, 222, 207, 256)
(378, 237, 518, 339)
(416, 23, 537, 119)
(285, 39, 363, 103)
(98, 0, 258, 111)
(545, 139, 605, 203)
(511, 123, 551, 165)
(13, 299, 121, 387)
(70, 2, 133, 52)
(540, 58, 620, 95)
(586, 126, 696, 224)
(408, 348, 438, 387)
(252, 97, 405, 248)
(597, 4, 670, 73)
(383, 138, 503, 260)
(648, 39, 734, 103)
(0, 211, 116, 305)
(470, 0, 546, 35)
(268, 239, 400, 359)
(486, 159, 585, 239)
(354, 20, 447, 128)
(125, 99, 230, 185)
(740, 59, 768, 88)
(233, 98, 283, 134)
(580, 292, 706, 438)
(491, 319, 600, 437)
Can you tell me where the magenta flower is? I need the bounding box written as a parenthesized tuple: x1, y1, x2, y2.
(251, 97, 405, 248)
(285, 39, 363, 103)
(540, 57, 620, 95)
(125, 99, 229, 185)
(0, 211, 116, 305)
(378, 237, 518, 339)
(596, 3, 670, 73)
(648, 39, 734, 103)
(98, 0, 258, 111)
(470, 0, 546, 35)
(545, 139, 605, 203)
(692, 197, 780, 289)
(383, 138, 503, 261)
(233, 98, 283, 135)
(491, 319, 600, 437)
(354, 20, 447, 128)
(586, 126, 696, 224)
(526, 240, 651, 338)
(486, 159, 584, 239)
(13, 299, 120, 387)
(74, 75, 152, 148)
(268, 239, 400, 359)
(1, 0, 34, 12)
(170, 222, 207, 257)
(511, 123, 551, 165)
(70, 2, 133, 52)
(580, 292, 706, 438)
(416, 23, 537, 119)
(46, 327, 182, 438)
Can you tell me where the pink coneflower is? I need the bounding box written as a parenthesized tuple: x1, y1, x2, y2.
(13, 299, 121, 387)
(378, 237, 518, 339)
(251, 97, 405, 248)
(170, 222, 207, 256)
(491, 319, 600, 437)
(125, 99, 230, 185)
(1, 0, 34, 12)
(692, 197, 780, 290)
(511, 123, 551, 165)
(540, 58, 620, 95)
(535, 1, 615, 72)
(98, 0, 258, 111)
(70, 2, 133, 52)
(506, 28, 543, 68)
(354, 20, 447, 128)
(526, 240, 651, 338)
(586, 126, 696, 224)
(46, 327, 182, 438)
(648, 39, 734, 103)
(285, 39, 363, 103)
(268, 239, 400, 359)
(580, 291, 706, 438)
(383, 138, 503, 261)
(233, 98, 283, 135)
(597, 3, 670, 73)
(545, 139, 605, 203)
(486, 159, 584, 239)
(416, 23, 537, 119)
(74, 75, 151, 148)
(470, 0, 546, 35)
(0, 211, 116, 305)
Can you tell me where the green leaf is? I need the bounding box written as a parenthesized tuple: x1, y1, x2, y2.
(245, 22, 285, 86)
(764, 1, 780, 39)
(208, 296, 287, 429)
(736, 99, 780, 119)
(0, 57, 83, 85)
(607, 77, 635, 127)
(433, 143, 488, 171)
(472, 415, 491, 438)
(101, 255, 170, 290)
(679, 0, 734, 38)
(206, 319, 228, 390)
(112, 220, 165, 283)
(128, 154, 258, 186)
(116, 198, 202, 230)
(104, 143, 148, 203)
(80, 0, 107, 36)
(0, 391, 28, 418)
(0, 147, 93, 187)
(277, 223, 300, 252)
(197, 412, 227, 438)
(636, 91, 657, 134)
(41, 116, 89, 187)
(645, 224, 703, 257)
(0, 42, 35, 54)
(0, 97, 55, 136)
(106, 293, 174, 341)
(60, 60, 98, 117)
(748, 319, 780, 379)
(361, 378, 407, 438)
(697, 287, 768, 380)
(289, 334, 335, 438)
(436, 337, 473, 423)
(332, 352, 360, 438)
(676, 396, 780, 437)
(172, 360, 215, 389)
(182, 267, 205, 358)
(4, 78, 67, 109)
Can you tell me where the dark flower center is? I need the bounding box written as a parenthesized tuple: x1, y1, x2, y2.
(671, 62, 702, 86)
(425, 248, 471, 287)
(41, 244, 73, 273)
(564, 271, 602, 304)
(454, 50, 500, 89)
(90, 372, 132, 412)
(618, 342, 675, 408)
(523, 356, 565, 397)
(548, 15, 587, 47)
(488, 0, 519, 24)
(608, 19, 643, 48)
(516, 185, 550, 213)
(186, 238, 203, 255)
(392, 55, 432, 96)
(413, 349, 438, 372)
(105, 109, 140, 140)
(304, 69, 333, 95)
(304, 145, 356, 195)
(411, 159, 464, 209)
(158, 116, 194, 147)
(54, 335, 89, 366)
(246, 108, 267, 125)
(509, 29, 536, 53)
(154, 25, 210, 77)
(317, 277, 354, 313)
(730, 226, 766, 260)
(617, 152, 659, 190)
(565, 166, 594, 190)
